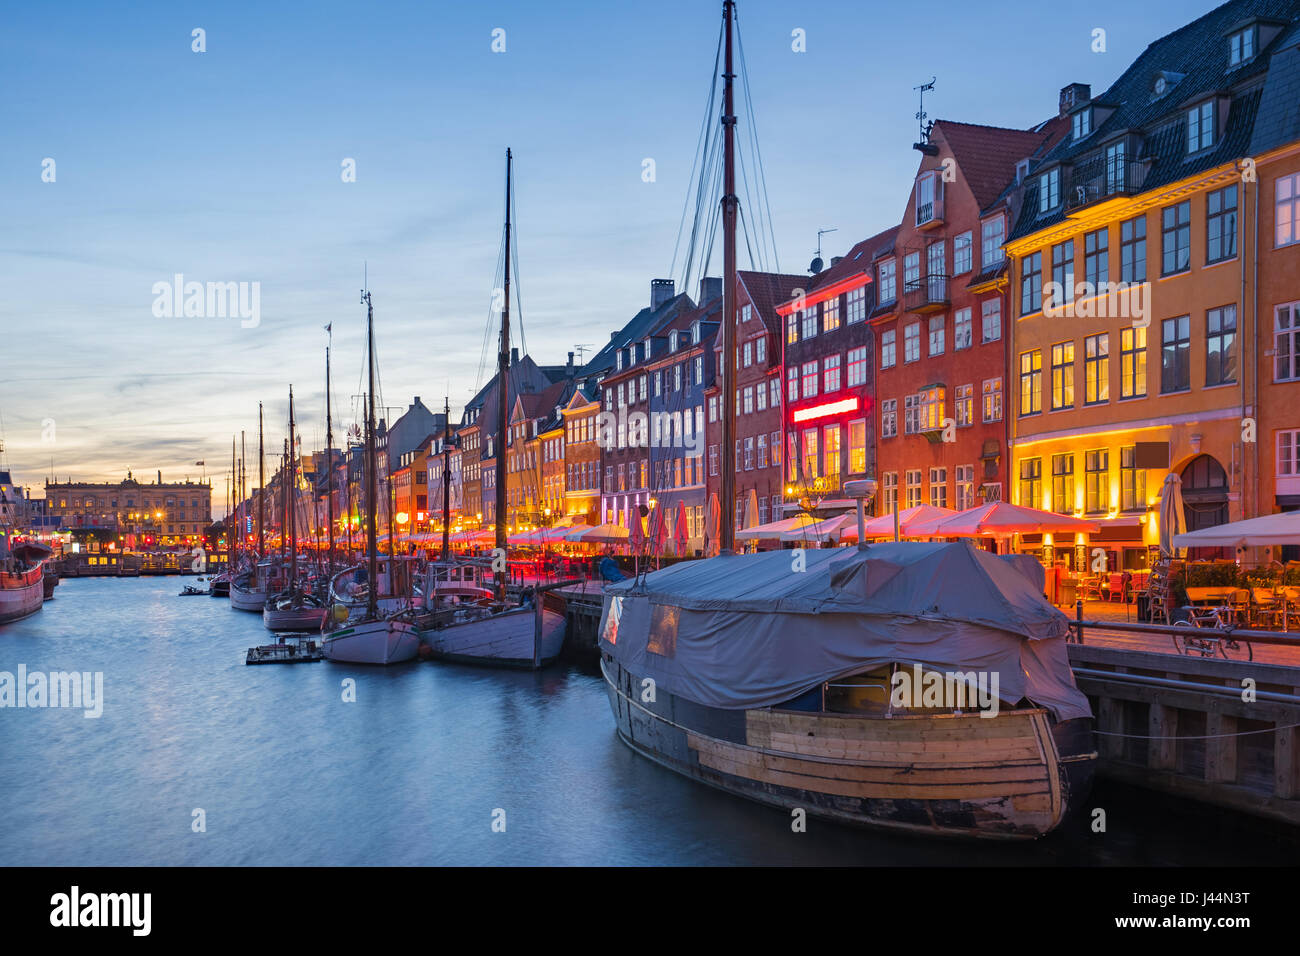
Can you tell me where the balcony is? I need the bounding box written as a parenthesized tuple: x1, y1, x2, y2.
(1065, 156, 1148, 217)
(914, 194, 945, 231)
(902, 274, 950, 314)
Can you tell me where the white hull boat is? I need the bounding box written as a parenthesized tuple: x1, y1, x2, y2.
(230, 583, 269, 612)
(322, 618, 420, 665)
(263, 603, 328, 632)
(424, 606, 565, 669)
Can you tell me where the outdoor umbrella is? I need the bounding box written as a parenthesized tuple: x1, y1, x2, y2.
(908, 501, 1100, 537)
(673, 500, 689, 556)
(1170, 509, 1300, 548)
(859, 504, 958, 539)
(627, 507, 645, 552)
(647, 502, 668, 556)
(704, 493, 721, 554)
(1158, 473, 1187, 557)
(742, 489, 760, 532)
(577, 523, 630, 545)
(782, 512, 855, 544)
(736, 513, 820, 542)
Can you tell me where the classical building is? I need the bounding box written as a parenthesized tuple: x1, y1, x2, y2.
(43, 472, 212, 547)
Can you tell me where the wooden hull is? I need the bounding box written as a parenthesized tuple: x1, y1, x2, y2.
(229, 583, 268, 612)
(263, 605, 328, 632)
(0, 569, 44, 624)
(601, 655, 1095, 841)
(322, 618, 420, 665)
(423, 608, 565, 669)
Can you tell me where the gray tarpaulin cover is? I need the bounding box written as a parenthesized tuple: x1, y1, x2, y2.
(599, 541, 1092, 721)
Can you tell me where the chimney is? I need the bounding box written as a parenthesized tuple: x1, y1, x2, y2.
(511, 347, 519, 365)
(830, 256, 844, 267)
(699, 276, 722, 304)
(651, 278, 674, 310)
(1059, 83, 1090, 116)
(566, 351, 574, 377)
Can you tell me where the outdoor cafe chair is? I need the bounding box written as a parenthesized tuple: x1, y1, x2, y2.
(1106, 572, 1126, 603)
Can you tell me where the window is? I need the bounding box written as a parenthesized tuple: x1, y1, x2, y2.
(1021, 251, 1042, 315)
(881, 399, 898, 438)
(786, 312, 798, 344)
(801, 361, 819, 398)
(955, 465, 975, 511)
(918, 386, 945, 432)
(802, 306, 819, 340)
(742, 386, 753, 415)
(928, 315, 945, 356)
(756, 336, 766, 363)
(742, 341, 752, 368)
(1120, 326, 1147, 398)
(1229, 26, 1255, 65)
(824, 425, 841, 478)
(847, 286, 866, 324)
(878, 260, 897, 303)
(1105, 140, 1127, 193)
(849, 345, 868, 386)
(1206, 185, 1238, 264)
(1019, 350, 1042, 416)
(757, 434, 768, 469)
(741, 303, 752, 324)
(905, 470, 923, 509)
(903, 394, 920, 435)
(955, 384, 973, 426)
(929, 468, 947, 508)
(1019, 458, 1042, 510)
(1279, 431, 1300, 476)
(653, 371, 662, 396)
(927, 241, 945, 300)
(981, 299, 1001, 343)
(1120, 446, 1146, 511)
(708, 395, 718, 422)
(1084, 228, 1108, 288)
(1038, 169, 1060, 214)
(1187, 101, 1214, 154)
(787, 365, 799, 401)
(953, 308, 972, 350)
(1050, 241, 1074, 308)
(1085, 450, 1110, 514)
(1161, 315, 1191, 393)
(982, 378, 1003, 423)
(823, 297, 841, 332)
(981, 217, 1004, 268)
(1072, 107, 1091, 141)
(1120, 215, 1147, 283)
(771, 431, 781, 467)
(1084, 333, 1109, 405)
(756, 382, 767, 411)
(880, 331, 896, 369)
(1276, 302, 1300, 381)
(903, 253, 920, 294)
(904, 323, 921, 362)
(849, 419, 866, 474)
(1278, 174, 1300, 247)
(1051, 454, 1074, 514)
(709, 445, 718, 477)
(1050, 341, 1074, 410)
(674, 364, 682, 391)
(882, 472, 898, 514)
(801, 428, 820, 479)
(640, 375, 648, 401)
(824, 354, 841, 394)
(1206, 305, 1237, 387)
(1162, 201, 1191, 275)
(953, 232, 972, 274)
(743, 438, 754, 471)
(915, 171, 939, 225)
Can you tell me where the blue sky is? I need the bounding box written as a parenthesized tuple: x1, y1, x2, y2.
(0, 0, 1216, 504)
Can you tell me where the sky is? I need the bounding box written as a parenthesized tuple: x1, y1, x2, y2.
(0, 0, 1218, 509)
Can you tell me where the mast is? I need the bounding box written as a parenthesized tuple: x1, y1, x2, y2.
(280, 440, 288, 566)
(240, 431, 246, 566)
(230, 437, 236, 570)
(442, 395, 451, 559)
(495, 147, 512, 599)
(718, 0, 738, 554)
(257, 403, 265, 576)
(363, 291, 379, 620)
(288, 386, 297, 586)
(325, 337, 335, 569)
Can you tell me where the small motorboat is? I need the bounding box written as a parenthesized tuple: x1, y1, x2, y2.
(179, 583, 209, 596)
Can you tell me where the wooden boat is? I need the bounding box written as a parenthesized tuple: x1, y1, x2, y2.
(0, 541, 48, 624)
(422, 598, 566, 668)
(320, 289, 421, 666)
(246, 634, 324, 665)
(42, 563, 59, 600)
(598, 543, 1096, 841)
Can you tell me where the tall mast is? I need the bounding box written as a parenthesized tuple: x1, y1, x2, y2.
(280, 440, 288, 565)
(495, 147, 512, 599)
(325, 337, 335, 568)
(257, 403, 265, 567)
(718, 0, 738, 554)
(442, 395, 451, 559)
(288, 386, 297, 585)
(239, 431, 246, 563)
(230, 437, 236, 568)
(363, 290, 379, 620)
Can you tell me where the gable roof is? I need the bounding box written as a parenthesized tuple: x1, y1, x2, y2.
(935, 119, 1068, 211)
(737, 271, 810, 336)
(578, 291, 696, 380)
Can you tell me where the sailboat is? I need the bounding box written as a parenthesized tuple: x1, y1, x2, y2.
(418, 148, 567, 669)
(320, 289, 421, 665)
(596, 1, 1095, 840)
(231, 404, 278, 611)
(264, 388, 328, 632)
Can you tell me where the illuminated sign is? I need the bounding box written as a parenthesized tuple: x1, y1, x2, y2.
(791, 397, 860, 423)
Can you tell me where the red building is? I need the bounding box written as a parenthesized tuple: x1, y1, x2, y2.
(870, 118, 1066, 516)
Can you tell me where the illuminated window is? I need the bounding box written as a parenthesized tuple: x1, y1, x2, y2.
(1085, 449, 1109, 514)
(1051, 454, 1074, 514)
(1019, 350, 1042, 416)
(954, 384, 973, 426)
(1084, 333, 1109, 405)
(929, 467, 947, 508)
(1120, 446, 1146, 511)
(982, 378, 1003, 423)
(1050, 341, 1075, 410)
(1019, 457, 1042, 509)
(1121, 326, 1148, 397)
(823, 425, 841, 479)
(823, 297, 840, 332)
(849, 419, 866, 474)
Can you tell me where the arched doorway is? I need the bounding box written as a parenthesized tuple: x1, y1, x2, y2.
(1180, 454, 1229, 560)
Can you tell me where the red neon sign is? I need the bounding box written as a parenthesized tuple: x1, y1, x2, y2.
(791, 396, 860, 422)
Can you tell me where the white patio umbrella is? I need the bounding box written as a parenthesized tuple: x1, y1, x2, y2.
(1172, 510, 1300, 548)
(1158, 473, 1187, 557)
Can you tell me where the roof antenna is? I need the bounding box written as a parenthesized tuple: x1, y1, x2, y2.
(810, 227, 837, 274)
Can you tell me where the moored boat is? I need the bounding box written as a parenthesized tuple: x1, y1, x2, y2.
(422, 598, 566, 668)
(0, 541, 48, 624)
(598, 542, 1096, 840)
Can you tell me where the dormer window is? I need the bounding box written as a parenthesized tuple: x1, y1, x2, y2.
(691, 319, 702, 343)
(915, 171, 941, 226)
(1072, 107, 1092, 141)
(1038, 169, 1061, 214)
(1015, 159, 1030, 184)
(615, 350, 623, 372)
(1187, 100, 1215, 154)
(1229, 26, 1255, 65)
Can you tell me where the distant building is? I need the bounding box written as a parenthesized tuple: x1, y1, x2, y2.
(43, 472, 212, 547)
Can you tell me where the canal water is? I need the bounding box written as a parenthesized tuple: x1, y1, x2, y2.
(1, 576, 1294, 866)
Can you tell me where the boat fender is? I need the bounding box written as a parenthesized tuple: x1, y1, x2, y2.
(330, 603, 350, 623)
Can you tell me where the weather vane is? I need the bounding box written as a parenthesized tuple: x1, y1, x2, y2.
(914, 77, 936, 143)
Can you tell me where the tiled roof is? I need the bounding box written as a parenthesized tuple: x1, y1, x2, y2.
(737, 270, 809, 335)
(936, 119, 1067, 211)
(1250, 23, 1300, 153)
(804, 225, 901, 301)
(578, 292, 696, 379)
(1011, 0, 1300, 241)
